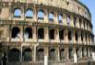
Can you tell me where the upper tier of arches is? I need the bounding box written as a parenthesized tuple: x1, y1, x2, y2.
(0, 0, 91, 21)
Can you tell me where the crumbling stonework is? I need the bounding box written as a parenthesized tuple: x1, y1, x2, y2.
(0, 0, 95, 65)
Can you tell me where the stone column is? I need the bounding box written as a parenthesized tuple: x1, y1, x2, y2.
(64, 29, 68, 43)
(33, 5, 37, 22)
(44, 47, 48, 65)
(44, 9, 48, 23)
(80, 48, 82, 58)
(44, 27, 49, 42)
(33, 44, 38, 62)
(91, 48, 95, 61)
(55, 12, 58, 24)
(55, 28, 60, 43)
(83, 33, 86, 45)
(78, 31, 81, 44)
(56, 47, 60, 61)
(33, 26, 37, 42)
(73, 48, 77, 63)
(64, 47, 69, 61)
(70, 15, 74, 27)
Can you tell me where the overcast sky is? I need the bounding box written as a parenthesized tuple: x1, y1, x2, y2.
(80, 0, 95, 35)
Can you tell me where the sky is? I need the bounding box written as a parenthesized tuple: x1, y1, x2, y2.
(80, 0, 95, 35)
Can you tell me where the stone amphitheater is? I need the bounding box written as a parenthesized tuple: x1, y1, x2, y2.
(0, 0, 95, 65)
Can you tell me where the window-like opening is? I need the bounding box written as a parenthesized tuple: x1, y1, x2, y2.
(85, 34, 87, 41)
(60, 48, 65, 60)
(58, 14, 63, 23)
(79, 19, 81, 28)
(49, 48, 56, 60)
(69, 48, 73, 59)
(75, 32, 78, 41)
(37, 9, 45, 20)
(48, 12, 54, 21)
(36, 48, 44, 61)
(24, 27, 32, 39)
(23, 48, 32, 61)
(84, 22, 85, 29)
(14, 8, 21, 17)
(67, 15, 70, 25)
(59, 30, 64, 40)
(81, 33, 83, 41)
(82, 48, 84, 57)
(74, 17, 76, 26)
(38, 28, 44, 39)
(12, 27, 20, 38)
(8, 48, 20, 62)
(68, 31, 72, 40)
(25, 9, 33, 18)
(49, 29, 55, 39)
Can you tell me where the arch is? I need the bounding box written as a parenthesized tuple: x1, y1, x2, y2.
(74, 17, 77, 26)
(38, 28, 44, 39)
(81, 33, 83, 41)
(58, 14, 63, 23)
(8, 48, 20, 62)
(37, 9, 45, 20)
(12, 27, 20, 38)
(48, 12, 54, 21)
(68, 31, 72, 40)
(25, 9, 33, 18)
(23, 48, 32, 61)
(75, 32, 78, 41)
(49, 48, 56, 60)
(49, 29, 55, 39)
(24, 27, 33, 39)
(14, 8, 21, 17)
(36, 48, 44, 61)
(59, 30, 64, 40)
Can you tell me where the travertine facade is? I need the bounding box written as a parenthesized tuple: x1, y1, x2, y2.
(0, 0, 95, 65)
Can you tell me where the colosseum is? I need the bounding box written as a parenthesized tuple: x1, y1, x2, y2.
(0, 0, 95, 65)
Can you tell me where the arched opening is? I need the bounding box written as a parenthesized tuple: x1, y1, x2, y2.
(37, 9, 45, 20)
(48, 12, 54, 21)
(23, 48, 32, 61)
(74, 17, 77, 26)
(49, 29, 55, 39)
(24, 27, 33, 39)
(58, 14, 63, 23)
(75, 32, 78, 41)
(59, 30, 64, 40)
(67, 15, 70, 25)
(14, 8, 21, 17)
(68, 31, 72, 41)
(81, 33, 83, 41)
(49, 48, 56, 60)
(38, 28, 44, 39)
(79, 19, 82, 28)
(60, 48, 65, 60)
(12, 27, 20, 38)
(36, 48, 44, 61)
(85, 34, 87, 42)
(8, 48, 20, 62)
(25, 9, 33, 18)
(82, 48, 85, 57)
